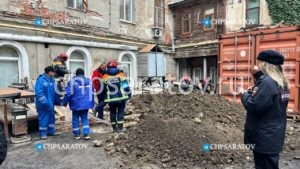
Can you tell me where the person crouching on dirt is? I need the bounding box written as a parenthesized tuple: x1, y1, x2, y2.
(92, 62, 107, 120)
(52, 53, 70, 102)
(63, 68, 94, 140)
(180, 76, 191, 92)
(35, 66, 57, 140)
(102, 60, 131, 133)
(240, 50, 290, 169)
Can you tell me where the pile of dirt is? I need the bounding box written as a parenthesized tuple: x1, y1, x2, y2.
(104, 93, 252, 168)
(104, 93, 298, 168)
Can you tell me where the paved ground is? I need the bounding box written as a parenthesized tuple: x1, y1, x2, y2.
(1, 123, 121, 169)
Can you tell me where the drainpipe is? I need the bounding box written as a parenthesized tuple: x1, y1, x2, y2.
(0, 23, 149, 46)
(0, 33, 138, 50)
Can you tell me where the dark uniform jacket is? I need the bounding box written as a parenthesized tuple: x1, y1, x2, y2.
(102, 68, 131, 103)
(52, 56, 68, 79)
(0, 124, 7, 165)
(241, 73, 289, 154)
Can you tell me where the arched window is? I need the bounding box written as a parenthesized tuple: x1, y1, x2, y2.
(121, 54, 132, 79)
(0, 46, 19, 88)
(119, 51, 137, 88)
(69, 51, 85, 77)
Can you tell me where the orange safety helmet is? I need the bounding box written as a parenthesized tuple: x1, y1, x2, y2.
(59, 52, 68, 61)
(107, 59, 118, 68)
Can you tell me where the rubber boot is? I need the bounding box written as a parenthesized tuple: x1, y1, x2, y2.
(112, 124, 118, 133)
(117, 123, 127, 133)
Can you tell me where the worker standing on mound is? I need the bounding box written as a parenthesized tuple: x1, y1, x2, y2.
(101, 60, 131, 133)
(240, 50, 290, 169)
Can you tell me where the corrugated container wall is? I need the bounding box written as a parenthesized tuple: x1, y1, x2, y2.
(219, 26, 300, 116)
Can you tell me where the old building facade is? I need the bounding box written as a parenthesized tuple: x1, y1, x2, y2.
(169, 0, 226, 92)
(0, 0, 176, 89)
(168, 0, 275, 92)
(0, 0, 285, 91)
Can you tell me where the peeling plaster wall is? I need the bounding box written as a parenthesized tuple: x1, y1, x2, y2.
(0, 0, 173, 45)
(225, 0, 273, 32)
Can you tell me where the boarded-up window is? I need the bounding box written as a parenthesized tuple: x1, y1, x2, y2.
(154, 0, 165, 28)
(120, 0, 136, 22)
(246, 0, 260, 26)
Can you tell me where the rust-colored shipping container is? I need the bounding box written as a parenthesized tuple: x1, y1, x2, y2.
(219, 26, 300, 116)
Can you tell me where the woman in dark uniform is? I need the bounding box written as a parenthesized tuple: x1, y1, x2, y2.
(240, 50, 290, 169)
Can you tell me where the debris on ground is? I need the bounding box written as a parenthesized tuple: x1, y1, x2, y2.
(102, 94, 249, 168)
(101, 93, 300, 169)
(93, 140, 104, 147)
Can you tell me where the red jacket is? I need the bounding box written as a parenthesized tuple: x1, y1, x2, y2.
(92, 68, 104, 92)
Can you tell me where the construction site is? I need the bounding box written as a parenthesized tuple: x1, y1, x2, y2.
(0, 93, 299, 169)
(0, 0, 300, 169)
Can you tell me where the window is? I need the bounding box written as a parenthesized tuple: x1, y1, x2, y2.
(193, 67, 202, 84)
(0, 47, 19, 88)
(121, 54, 132, 79)
(120, 0, 135, 22)
(67, 0, 84, 11)
(181, 14, 192, 34)
(204, 8, 214, 31)
(69, 51, 85, 77)
(246, 0, 260, 26)
(154, 0, 165, 28)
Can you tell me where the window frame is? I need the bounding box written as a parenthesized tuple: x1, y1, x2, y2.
(120, 0, 136, 23)
(69, 50, 86, 78)
(0, 47, 20, 88)
(246, 0, 260, 27)
(67, 0, 85, 11)
(154, 0, 165, 28)
(203, 13, 215, 31)
(181, 13, 192, 35)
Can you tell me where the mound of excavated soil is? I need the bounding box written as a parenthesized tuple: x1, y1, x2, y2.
(107, 94, 251, 168)
(106, 93, 298, 169)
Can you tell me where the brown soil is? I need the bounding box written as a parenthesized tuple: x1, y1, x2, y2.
(106, 93, 299, 169)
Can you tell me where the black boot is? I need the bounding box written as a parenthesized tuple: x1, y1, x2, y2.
(112, 124, 118, 133)
(117, 123, 127, 133)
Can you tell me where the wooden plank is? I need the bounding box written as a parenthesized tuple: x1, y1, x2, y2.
(54, 106, 66, 121)
(0, 89, 20, 98)
(0, 88, 35, 99)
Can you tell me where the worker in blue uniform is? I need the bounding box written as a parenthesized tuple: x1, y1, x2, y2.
(240, 50, 290, 169)
(35, 66, 57, 140)
(63, 68, 94, 140)
(102, 60, 131, 133)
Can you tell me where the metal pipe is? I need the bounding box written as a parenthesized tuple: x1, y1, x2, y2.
(0, 33, 138, 51)
(0, 23, 149, 46)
